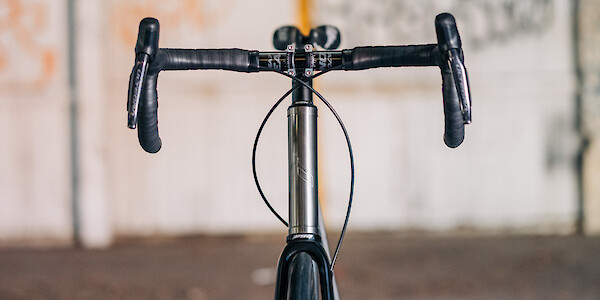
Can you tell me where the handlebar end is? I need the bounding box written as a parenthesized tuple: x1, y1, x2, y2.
(444, 134, 464, 148)
(140, 138, 162, 154)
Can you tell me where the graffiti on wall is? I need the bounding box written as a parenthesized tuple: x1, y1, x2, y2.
(0, 0, 57, 91)
(315, 0, 555, 50)
(110, 0, 234, 47)
(454, 0, 555, 49)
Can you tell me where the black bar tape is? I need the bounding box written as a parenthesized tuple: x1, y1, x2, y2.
(137, 72, 162, 153)
(345, 44, 437, 70)
(156, 48, 259, 72)
(136, 48, 259, 153)
(441, 69, 464, 148)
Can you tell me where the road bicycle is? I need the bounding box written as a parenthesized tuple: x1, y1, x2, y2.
(127, 12, 471, 300)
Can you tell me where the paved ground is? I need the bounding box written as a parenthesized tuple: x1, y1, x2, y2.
(0, 232, 599, 299)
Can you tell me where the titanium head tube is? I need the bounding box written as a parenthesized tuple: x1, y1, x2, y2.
(288, 102, 319, 236)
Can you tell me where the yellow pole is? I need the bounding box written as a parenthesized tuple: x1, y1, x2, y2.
(296, 0, 313, 35)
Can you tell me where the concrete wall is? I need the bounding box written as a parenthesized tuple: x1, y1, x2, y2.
(0, 0, 72, 244)
(578, 0, 600, 234)
(0, 0, 584, 247)
(313, 0, 578, 232)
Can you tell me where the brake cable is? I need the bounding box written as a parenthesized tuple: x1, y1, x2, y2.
(252, 66, 354, 270)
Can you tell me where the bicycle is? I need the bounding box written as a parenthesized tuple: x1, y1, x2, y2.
(127, 12, 471, 300)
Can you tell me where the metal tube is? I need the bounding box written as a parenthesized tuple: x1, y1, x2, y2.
(288, 102, 319, 235)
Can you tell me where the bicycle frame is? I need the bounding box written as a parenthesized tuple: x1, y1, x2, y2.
(126, 13, 471, 300)
(273, 77, 336, 299)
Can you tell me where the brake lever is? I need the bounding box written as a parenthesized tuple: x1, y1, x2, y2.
(447, 48, 472, 124)
(127, 53, 150, 129)
(127, 17, 160, 130)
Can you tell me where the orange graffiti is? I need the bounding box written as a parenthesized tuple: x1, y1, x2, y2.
(110, 0, 234, 47)
(0, 0, 56, 90)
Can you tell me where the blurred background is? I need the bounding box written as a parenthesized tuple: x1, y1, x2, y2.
(1, 0, 600, 299)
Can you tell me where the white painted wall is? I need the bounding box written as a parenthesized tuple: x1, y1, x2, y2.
(0, 0, 580, 246)
(314, 0, 578, 233)
(0, 0, 72, 244)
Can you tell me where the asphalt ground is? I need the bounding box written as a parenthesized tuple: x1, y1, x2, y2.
(0, 232, 599, 299)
